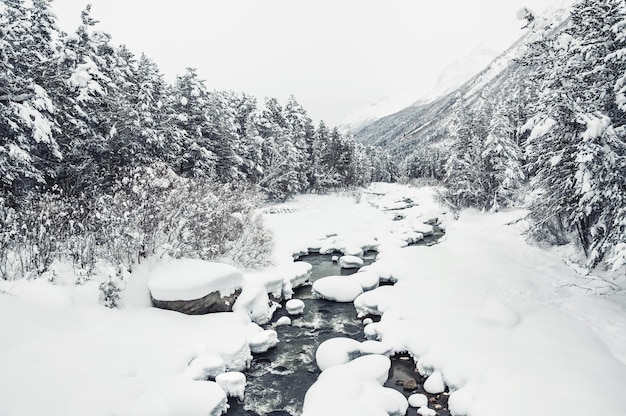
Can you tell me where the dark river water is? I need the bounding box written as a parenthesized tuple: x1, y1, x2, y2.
(227, 226, 448, 416)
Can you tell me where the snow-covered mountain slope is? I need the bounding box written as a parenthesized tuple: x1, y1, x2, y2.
(353, 5, 571, 155)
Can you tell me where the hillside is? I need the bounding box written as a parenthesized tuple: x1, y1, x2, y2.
(353, 7, 570, 160)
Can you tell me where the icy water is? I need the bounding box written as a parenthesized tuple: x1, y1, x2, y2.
(227, 253, 374, 416)
(228, 226, 447, 416)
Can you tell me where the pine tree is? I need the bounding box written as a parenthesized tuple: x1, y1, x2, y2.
(169, 68, 217, 178)
(0, 0, 61, 201)
(522, 0, 626, 265)
(482, 103, 525, 211)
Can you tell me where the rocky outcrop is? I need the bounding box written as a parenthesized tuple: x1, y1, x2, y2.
(151, 289, 241, 315)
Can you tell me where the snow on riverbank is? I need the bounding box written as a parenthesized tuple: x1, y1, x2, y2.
(1, 182, 625, 416)
(267, 184, 626, 416)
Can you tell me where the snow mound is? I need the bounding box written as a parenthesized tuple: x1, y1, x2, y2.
(215, 371, 246, 401)
(354, 270, 380, 291)
(183, 353, 226, 380)
(274, 316, 292, 326)
(312, 276, 363, 302)
(316, 337, 362, 371)
(286, 299, 305, 315)
(344, 354, 391, 384)
(339, 255, 364, 269)
(148, 259, 242, 301)
(303, 356, 408, 416)
(343, 245, 364, 257)
(165, 378, 228, 416)
(205, 332, 251, 372)
(247, 329, 278, 353)
(408, 393, 428, 408)
(423, 371, 445, 394)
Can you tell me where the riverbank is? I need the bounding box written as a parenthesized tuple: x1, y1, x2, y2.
(0, 182, 625, 416)
(266, 183, 626, 416)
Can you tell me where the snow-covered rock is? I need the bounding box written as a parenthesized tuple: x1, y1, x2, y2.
(215, 371, 246, 401)
(344, 354, 391, 384)
(274, 316, 292, 326)
(354, 270, 380, 291)
(315, 337, 362, 371)
(417, 406, 437, 416)
(165, 378, 228, 416)
(303, 356, 408, 416)
(408, 393, 429, 408)
(281, 261, 313, 299)
(423, 371, 445, 394)
(149, 259, 243, 314)
(343, 245, 364, 257)
(233, 281, 276, 325)
(247, 329, 278, 353)
(312, 276, 363, 302)
(182, 353, 226, 380)
(286, 299, 305, 315)
(339, 255, 364, 269)
(205, 332, 251, 372)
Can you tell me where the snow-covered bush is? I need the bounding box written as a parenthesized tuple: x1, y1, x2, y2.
(96, 164, 273, 271)
(99, 274, 122, 308)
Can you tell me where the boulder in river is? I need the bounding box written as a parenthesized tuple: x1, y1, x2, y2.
(339, 255, 364, 269)
(148, 259, 243, 315)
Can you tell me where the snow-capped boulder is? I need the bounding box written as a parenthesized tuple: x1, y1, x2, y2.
(353, 270, 379, 291)
(315, 337, 362, 371)
(205, 333, 252, 372)
(274, 316, 292, 326)
(148, 259, 243, 315)
(423, 371, 445, 394)
(215, 372, 246, 401)
(182, 353, 226, 380)
(286, 299, 305, 315)
(408, 393, 428, 408)
(343, 245, 364, 257)
(164, 378, 228, 416)
(312, 276, 363, 303)
(247, 329, 278, 353)
(339, 255, 364, 269)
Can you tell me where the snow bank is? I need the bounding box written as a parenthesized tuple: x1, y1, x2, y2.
(263, 184, 445, 263)
(353, 208, 626, 416)
(182, 353, 225, 380)
(148, 258, 242, 301)
(0, 295, 267, 416)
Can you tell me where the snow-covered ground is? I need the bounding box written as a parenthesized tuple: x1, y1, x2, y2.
(266, 183, 626, 416)
(1, 182, 625, 416)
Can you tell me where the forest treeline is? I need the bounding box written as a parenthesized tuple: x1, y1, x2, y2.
(0, 1, 397, 279)
(402, 0, 626, 271)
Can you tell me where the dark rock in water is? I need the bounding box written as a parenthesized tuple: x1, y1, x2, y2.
(151, 289, 241, 315)
(403, 377, 419, 391)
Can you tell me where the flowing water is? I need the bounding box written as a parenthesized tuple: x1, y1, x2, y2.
(227, 226, 447, 416)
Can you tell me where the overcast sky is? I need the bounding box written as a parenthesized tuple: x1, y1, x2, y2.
(50, 0, 570, 126)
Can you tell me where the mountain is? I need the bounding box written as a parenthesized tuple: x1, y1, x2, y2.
(352, 5, 571, 160)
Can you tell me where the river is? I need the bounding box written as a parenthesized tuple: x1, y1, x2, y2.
(227, 227, 448, 416)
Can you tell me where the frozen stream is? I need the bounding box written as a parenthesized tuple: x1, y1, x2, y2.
(227, 229, 446, 416)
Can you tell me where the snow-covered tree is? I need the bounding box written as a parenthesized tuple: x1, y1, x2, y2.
(522, 0, 626, 267)
(0, 0, 61, 200)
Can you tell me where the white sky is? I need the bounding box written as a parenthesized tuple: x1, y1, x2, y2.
(50, 0, 570, 126)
